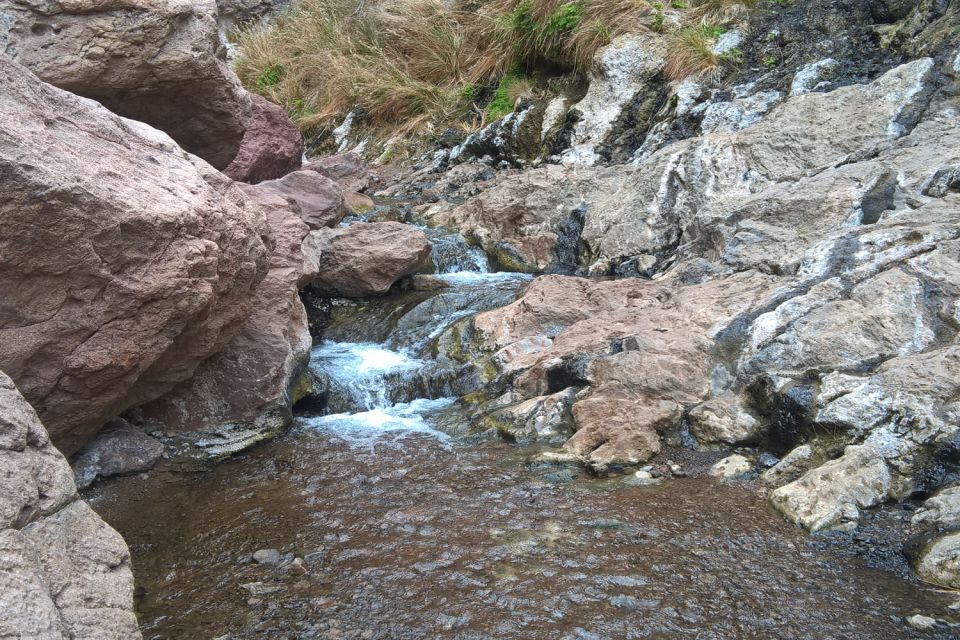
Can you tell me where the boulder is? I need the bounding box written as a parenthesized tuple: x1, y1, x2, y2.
(224, 94, 304, 184)
(132, 183, 316, 452)
(2, 0, 252, 169)
(0, 55, 270, 455)
(468, 271, 779, 468)
(256, 170, 348, 230)
(303, 222, 433, 297)
(909, 532, 960, 589)
(0, 371, 140, 639)
(913, 486, 960, 528)
(71, 418, 164, 489)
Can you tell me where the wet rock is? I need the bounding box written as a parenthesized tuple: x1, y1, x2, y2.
(304, 222, 432, 297)
(709, 455, 753, 480)
(3, 0, 252, 169)
(450, 102, 545, 167)
(913, 486, 960, 528)
(483, 388, 578, 443)
(790, 58, 840, 96)
(132, 182, 314, 447)
(71, 419, 163, 490)
(224, 94, 304, 184)
(761, 445, 816, 485)
(0, 56, 270, 455)
(0, 371, 140, 639)
(689, 394, 761, 446)
(560, 34, 667, 165)
(905, 614, 940, 631)
(253, 548, 282, 565)
(256, 170, 348, 230)
(910, 532, 960, 589)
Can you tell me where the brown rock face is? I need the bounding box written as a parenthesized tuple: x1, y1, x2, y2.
(0, 371, 140, 639)
(0, 56, 270, 456)
(2, 0, 252, 169)
(472, 271, 779, 468)
(134, 183, 316, 442)
(224, 94, 304, 184)
(304, 222, 433, 297)
(256, 170, 348, 230)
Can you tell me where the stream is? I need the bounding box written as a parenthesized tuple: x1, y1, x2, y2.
(87, 220, 957, 639)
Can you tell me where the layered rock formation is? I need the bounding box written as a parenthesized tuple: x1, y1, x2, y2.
(434, 51, 960, 547)
(0, 372, 140, 639)
(0, 55, 270, 456)
(2, 0, 252, 169)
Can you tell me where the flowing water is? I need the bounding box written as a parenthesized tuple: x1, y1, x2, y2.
(87, 221, 958, 639)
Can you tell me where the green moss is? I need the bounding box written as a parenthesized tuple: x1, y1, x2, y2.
(544, 2, 585, 37)
(484, 72, 524, 121)
(255, 64, 284, 89)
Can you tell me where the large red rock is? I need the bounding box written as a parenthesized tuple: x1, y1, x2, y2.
(224, 94, 304, 184)
(0, 56, 270, 456)
(133, 184, 316, 446)
(256, 170, 348, 230)
(303, 222, 433, 297)
(3, 0, 252, 169)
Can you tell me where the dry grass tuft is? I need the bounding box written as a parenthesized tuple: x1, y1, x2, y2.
(234, 0, 756, 145)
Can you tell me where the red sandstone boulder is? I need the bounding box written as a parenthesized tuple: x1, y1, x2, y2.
(256, 170, 348, 230)
(133, 184, 316, 448)
(303, 222, 433, 297)
(3, 0, 252, 169)
(0, 56, 270, 456)
(224, 94, 304, 184)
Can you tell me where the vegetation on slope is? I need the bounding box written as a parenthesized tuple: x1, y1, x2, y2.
(234, 0, 758, 146)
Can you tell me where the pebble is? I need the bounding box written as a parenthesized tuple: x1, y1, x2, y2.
(906, 614, 938, 630)
(710, 455, 753, 479)
(252, 549, 282, 565)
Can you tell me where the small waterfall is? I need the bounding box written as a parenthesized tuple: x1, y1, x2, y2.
(302, 225, 531, 447)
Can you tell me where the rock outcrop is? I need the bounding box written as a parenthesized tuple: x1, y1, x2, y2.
(2, 0, 252, 169)
(132, 183, 317, 456)
(0, 372, 140, 639)
(0, 55, 270, 456)
(224, 94, 304, 184)
(437, 54, 960, 520)
(304, 222, 433, 297)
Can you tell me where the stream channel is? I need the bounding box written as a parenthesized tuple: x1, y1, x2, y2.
(87, 215, 957, 639)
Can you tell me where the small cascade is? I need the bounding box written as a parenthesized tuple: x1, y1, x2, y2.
(302, 223, 530, 446)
